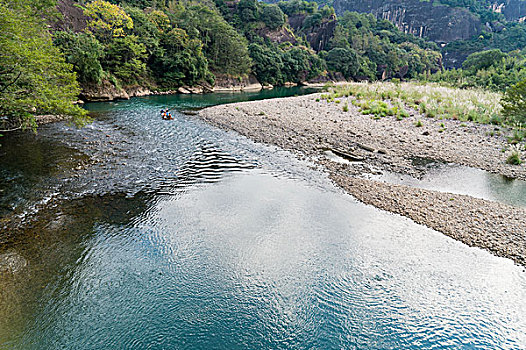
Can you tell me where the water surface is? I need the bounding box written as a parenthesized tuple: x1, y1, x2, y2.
(374, 159, 526, 207)
(1, 89, 526, 349)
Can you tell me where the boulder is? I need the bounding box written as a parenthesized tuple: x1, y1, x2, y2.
(213, 74, 263, 92)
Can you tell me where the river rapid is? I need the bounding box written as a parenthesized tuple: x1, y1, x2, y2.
(1, 88, 526, 349)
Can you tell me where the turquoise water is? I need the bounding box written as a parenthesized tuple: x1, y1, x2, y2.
(1, 89, 526, 349)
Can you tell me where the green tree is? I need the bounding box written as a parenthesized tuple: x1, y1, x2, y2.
(84, 0, 134, 42)
(462, 49, 507, 73)
(53, 31, 105, 84)
(0, 0, 86, 132)
(282, 46, 323, 83)
(237, 0, 259, 22)
(261, 5, 285, 30)
(154, 28, 212, 87)
(502, 80, 526, 124)
(174, 5, 251, 77)
(326, 47, 359, 78)
(103, 35, 147, 84)
(248, 42, 284, 85)
(124, 6, 163, 57)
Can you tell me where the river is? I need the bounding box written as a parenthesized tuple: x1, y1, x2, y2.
(1, 88, 526, 349)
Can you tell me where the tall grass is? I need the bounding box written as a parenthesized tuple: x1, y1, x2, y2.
(322, 82, 505, 125)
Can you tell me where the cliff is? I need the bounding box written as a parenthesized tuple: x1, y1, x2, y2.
(332, 0, 483, 44)
(492, 0, 526, 21)
(288, 14, 338, 52)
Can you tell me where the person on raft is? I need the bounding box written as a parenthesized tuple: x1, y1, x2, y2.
(160, 109, 173, 120)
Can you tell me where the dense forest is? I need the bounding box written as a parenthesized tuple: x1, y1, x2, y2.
(0, 0, 525, 131)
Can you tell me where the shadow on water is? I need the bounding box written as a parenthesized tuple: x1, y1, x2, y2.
(0, 191, 153, 346)
(0, 130, 89, 216)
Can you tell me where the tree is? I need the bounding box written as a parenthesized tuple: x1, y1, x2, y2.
(103, 35, 147, 84)
(53, 31, 105, 84)
(261, 5, 285, 30)
(282, 46, 323, 83)
(0, 0, 87, 132)
(175, 5, 252, 77)
(249, 43, 284, 85)
(84, 0, 134, 42)
(326, 47, 359, 78)
(124, 6, 163, 57)
(237, 0, 259, 22)
(462, 49, 507, 73)
(502, 80, 526, 124)
(154, 28, 212, 87)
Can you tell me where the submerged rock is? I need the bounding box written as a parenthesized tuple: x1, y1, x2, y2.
(0, 252, 28, 274)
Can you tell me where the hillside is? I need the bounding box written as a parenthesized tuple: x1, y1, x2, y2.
(1, 0, 525, 130)
(265, 0, 526, 68)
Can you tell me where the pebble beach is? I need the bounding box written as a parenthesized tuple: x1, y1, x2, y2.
(199, 92, 526, 266)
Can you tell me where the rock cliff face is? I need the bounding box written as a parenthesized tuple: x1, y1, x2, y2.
(80, 81, 153, 101)
(255, 26, 297, 44)
(332, 0, 482, 43)
(288, 14, 338, 52)
(53, 0, 88, 32)
(491, 0, 526, 21)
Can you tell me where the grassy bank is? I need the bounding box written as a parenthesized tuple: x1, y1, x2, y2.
(322, 82, 504, 125)
(320, 82, 526, 165)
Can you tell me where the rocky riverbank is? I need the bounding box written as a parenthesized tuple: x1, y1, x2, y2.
(79, 74, 267, 102)
(199, 92, 526, 266)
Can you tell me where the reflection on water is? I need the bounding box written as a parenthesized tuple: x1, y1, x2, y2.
(2, 171, 526, 349)
(374, 160, 526, 207)
(1, 89, 526, 349)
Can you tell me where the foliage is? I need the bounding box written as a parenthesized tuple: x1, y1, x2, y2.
(426, 49, 526, 91)
(249, 41, 324, 85)
(53, 31, 105, 84)
(501, 80, 526, 124)
(261, 5, 285, 30)
(84, 0, 134, 41)
(172, 4, 252, 76)
(277, 0, 317, 16)
(325, 47, 359, 79)
(282, 46, 323, 83)
(0, 0, 87, 131)
(322, 11, 442, 80)
(248, 42, 284, 85)
(507, 151, 522, 165)
(437, 0, 504, 23)
(462, 49, 507, 73)
(103, 35, 147, 84)
(153, 28, 212, 87)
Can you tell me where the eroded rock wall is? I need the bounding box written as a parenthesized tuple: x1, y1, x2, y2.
(332, 0, 482, 43)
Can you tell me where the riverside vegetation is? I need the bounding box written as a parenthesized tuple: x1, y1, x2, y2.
(321, 81, 526, 164)
(2, 0, 526, 135)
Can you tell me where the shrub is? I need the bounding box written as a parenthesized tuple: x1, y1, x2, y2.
(502, 80, 526, 124)
(507, 151, 522, 165)
(261, 5, 285, 30)
(507, 128, 526, 144)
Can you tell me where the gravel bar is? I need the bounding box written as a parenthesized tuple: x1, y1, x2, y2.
(199, 93, 526, 266)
